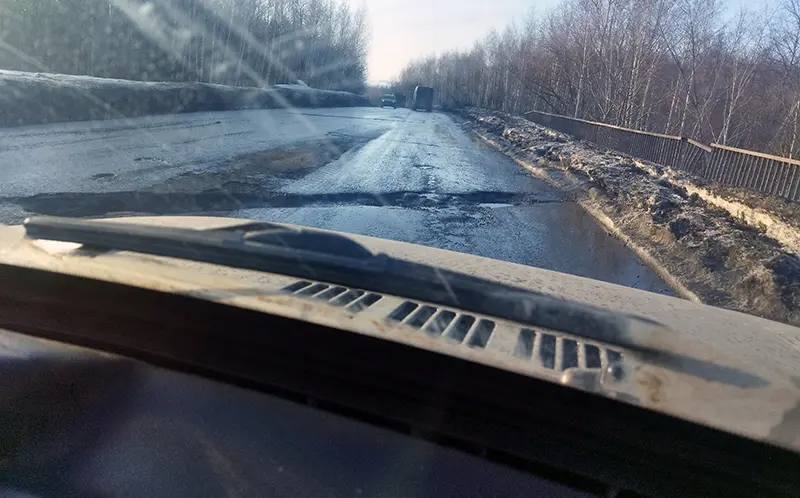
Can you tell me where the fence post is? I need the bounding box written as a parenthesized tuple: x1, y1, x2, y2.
(790, 163, 800, 201)
(743, 153, 759, 189)
(767, 159, 780, 195)
(786, 162, 800, 200)
(708, 145, 722, 181)
(677, 137, 688, 172)
(707, 145, 718, 180)
(728, 150, 740, 184)
(780, 161, 793, 197)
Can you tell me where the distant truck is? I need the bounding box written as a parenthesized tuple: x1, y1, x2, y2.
(411, 85, 434, 112)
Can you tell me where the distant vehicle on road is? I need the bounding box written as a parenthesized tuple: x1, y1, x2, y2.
(380, 94, 396, 108)
(411, 85, 434, 112)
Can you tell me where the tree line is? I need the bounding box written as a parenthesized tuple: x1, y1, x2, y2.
(398, 0, 800, 159)
(0, 0, 368, 93)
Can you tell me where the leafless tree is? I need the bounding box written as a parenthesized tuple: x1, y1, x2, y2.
(399, 0, 799, 157)
(0, 0, 369, 93)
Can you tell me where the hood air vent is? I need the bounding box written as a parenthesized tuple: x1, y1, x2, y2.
(281, 280, 382, 313)
(387, 301, 495, 349)
(513, 328, 622, 371)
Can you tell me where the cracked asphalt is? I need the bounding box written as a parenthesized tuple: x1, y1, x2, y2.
(0, 106, 672, 293)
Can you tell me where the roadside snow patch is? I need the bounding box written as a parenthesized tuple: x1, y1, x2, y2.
(0, 69, 369, 128)
(459, 107, 800, 327)
(639, 161, 800, 257)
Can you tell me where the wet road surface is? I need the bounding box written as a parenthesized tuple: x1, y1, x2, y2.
(0, 107, 391, 197)
(0, 107, 673, 294)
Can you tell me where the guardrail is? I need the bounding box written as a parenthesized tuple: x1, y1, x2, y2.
(524, 110, 800, 202)
(681, 139, 711, 177)
(706, 144, 800, 200)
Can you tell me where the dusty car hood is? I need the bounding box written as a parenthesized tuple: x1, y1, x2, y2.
(9, 214, 792, 373)
(2, 215, 800, 454)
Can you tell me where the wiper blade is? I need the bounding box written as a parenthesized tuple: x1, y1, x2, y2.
(24, 216, 388, 277)
(21, 216, 765, 388)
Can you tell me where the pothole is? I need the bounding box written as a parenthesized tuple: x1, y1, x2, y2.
(6, 190, 568, 219)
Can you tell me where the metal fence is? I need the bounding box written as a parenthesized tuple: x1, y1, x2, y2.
(681, 139, 711, 177)
(706, 144, 800, 201)
(523, 110, 800, 202)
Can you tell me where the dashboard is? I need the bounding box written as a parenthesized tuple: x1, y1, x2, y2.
(0, 261, 799, 497)
(0, 329, 592, 498)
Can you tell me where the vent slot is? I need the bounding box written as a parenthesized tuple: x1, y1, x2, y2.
(282, 280, 312, 293)
(445, 315, 475, 342)
(425, 310, 456, 335)
(315, 286, 348, 300)
(406, 306, 438, 328)
(539, 334, 557, 369)
(514, 328, 536, 358)
(466, 320, 495, 349)
(388, 301, 418, 321)
(386, 302, 495, 349)
(347, 293, 382, 313)
(329, 289, 364, 306)
(297, 283, 328, 296)
(515, 329, 624, 371)
(562, 339, 579, 369)
(584, 344, 602, 368)
(281, 280, 381, 313)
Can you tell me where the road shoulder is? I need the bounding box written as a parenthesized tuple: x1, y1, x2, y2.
(456, 107, 800, 327)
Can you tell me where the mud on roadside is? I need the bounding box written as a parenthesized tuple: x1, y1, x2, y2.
(457, 107, 800, 327)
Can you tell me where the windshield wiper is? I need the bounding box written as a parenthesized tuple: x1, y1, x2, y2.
(26, 216, 389, 275)
(21, 216, 765, 388)
(23, 216, 621, 334)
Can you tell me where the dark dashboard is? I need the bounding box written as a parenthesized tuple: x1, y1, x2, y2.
(0, 330, 589, 498)
(0, 262, 799, 497)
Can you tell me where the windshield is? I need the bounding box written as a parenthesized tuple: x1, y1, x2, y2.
(1, 1, 800, 373)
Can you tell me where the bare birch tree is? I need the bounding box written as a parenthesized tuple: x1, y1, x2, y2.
(399, 0, 799, 157)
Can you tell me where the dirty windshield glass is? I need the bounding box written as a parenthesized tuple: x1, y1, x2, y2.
(1, 0, 800, 344)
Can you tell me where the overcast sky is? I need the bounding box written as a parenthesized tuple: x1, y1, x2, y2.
(349, 0, 558, 83)
(350, 0, 768, 83)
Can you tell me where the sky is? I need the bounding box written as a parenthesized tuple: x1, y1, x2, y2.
(350, 0, 771, 84)
(348, 0, 559, 83)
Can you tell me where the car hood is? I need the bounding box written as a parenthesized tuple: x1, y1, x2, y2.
(2, 215, 800, 453)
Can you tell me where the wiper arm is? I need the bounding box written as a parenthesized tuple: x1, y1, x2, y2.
(24, 216, 389, 278)
(22, 216, 765, 388)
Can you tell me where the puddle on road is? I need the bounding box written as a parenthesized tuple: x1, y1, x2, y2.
(478, 202, 513, 209)
(233, 201, 674, 296)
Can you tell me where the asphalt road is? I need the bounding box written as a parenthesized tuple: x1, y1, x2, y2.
(0, 106, 672, 294)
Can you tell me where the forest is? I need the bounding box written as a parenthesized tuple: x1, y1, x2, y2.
(0, 0, 369, 93)
(398, 0, 800, 158)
